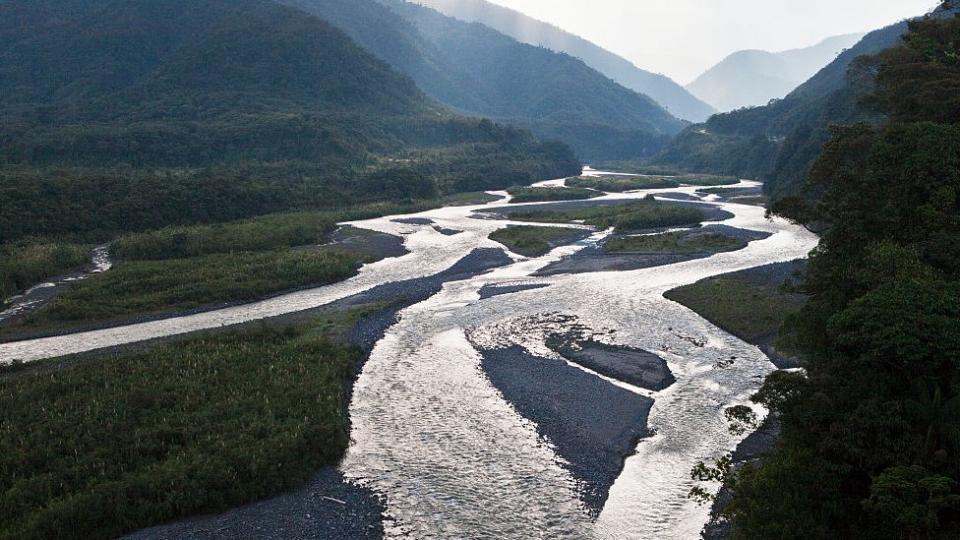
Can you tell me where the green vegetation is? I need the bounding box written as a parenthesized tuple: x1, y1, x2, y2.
(700, 13, 960, 538)
(589, 162, 686, 176)
(0, 323, 360, 540)
(0, 0, 580, 245)
(566, 175, 679, 191)
(605, 231, 745, 254)
(4, 250, 361, 335)
(489, 225, 587, 257)
(0, 242, 90, 300)
(508, 199, 706, 232)
(441, 191, 503, 206)
(111, 202, 436, 261)
(665, 271, 806, 346)
(507, 186, 600, 203)
(676, 174, 740, 186)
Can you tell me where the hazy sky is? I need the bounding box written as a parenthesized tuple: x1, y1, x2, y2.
(484, 0, 941, 83)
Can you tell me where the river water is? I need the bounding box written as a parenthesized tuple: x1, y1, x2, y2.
(0, 173, 817, 538)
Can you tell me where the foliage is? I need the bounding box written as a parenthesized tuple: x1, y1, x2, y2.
(0, 242, 89, 299)
(676, 174, 740, 186)
(0, 326, 360, 540)
(725, 14, 960, 538)
(507, 186, 600, 203)
(488, 225, 587, 257)
(0, 0, 581, 244)
(565, 175, 679, 192)
(508, 199, 705, 232)
(6, 249, 362, 334)
(665, 271, 806, 345)
(604, 231, 745, 254)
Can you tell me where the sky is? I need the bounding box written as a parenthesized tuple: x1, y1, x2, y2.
(483, 0, 941, 83)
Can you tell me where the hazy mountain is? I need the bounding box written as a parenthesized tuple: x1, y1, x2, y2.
(686, 33, 864, 112)
(652, 3, 958, 199)
(406, 0, 716, 122)
(284, 0, 686, 160)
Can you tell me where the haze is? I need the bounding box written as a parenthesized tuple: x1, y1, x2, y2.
(483, 0, 941, 82)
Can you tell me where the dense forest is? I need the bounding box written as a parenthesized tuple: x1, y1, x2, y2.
(652, 3, 960, 200)
(714, 11, 960, 538)
(0, 0, 580, 243)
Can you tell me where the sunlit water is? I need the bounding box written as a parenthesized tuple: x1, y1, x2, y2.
(0, 174, 817, 539)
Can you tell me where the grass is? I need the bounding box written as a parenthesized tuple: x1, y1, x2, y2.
(112, 201, 440, 261)
(664, 271, 806, 344)
(566, 175, 679, 192)
(0, 323, 361, 540)
(675, 174, 740, 186)
(605, 231, 746, 254)
(4, 249, 363, 334)
(489, 225, 587, 257)
(508, 199, 705, 232)
(1, 242, 90, 300)
(507, 186, 601, 203)
(441, 191, 502, 206)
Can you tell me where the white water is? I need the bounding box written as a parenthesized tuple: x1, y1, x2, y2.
(0, 175, 817, 539)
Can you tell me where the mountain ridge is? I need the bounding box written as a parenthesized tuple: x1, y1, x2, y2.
(402, 0, 716, 122)
(686, 33, 864, 112)
(282, 0, 686, 160)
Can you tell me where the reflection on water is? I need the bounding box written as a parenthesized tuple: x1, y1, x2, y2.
(0, 176, 817, 539)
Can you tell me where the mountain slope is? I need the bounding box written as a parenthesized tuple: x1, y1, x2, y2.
(653, 3, 958, 199)
(686, 33, 863, 112)
(281, 0, 686, 160)
(407, 0, 716, 122)
(0, 0, 580, 241)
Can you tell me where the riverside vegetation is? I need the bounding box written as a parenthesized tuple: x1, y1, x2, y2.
(0, 242, 90, 300)
(0, 320, 363, 540)
(691, 12, 960, 538)
(0, 205, 436, 337)
(507, 198, 706, 232)
(489, 226, 589, 257)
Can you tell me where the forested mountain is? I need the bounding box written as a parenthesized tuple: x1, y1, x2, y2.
(0, 0, 580, 242)
(653, 2, 958, 200)
(715, 11, 960, 537)
(403, 0, 716, 122)
(282, 0, 686, 160)
(686, 33, 863, 112)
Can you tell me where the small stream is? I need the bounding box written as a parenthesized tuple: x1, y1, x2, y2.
(0, 244, 112, 324)
(0, 173, 817, 538)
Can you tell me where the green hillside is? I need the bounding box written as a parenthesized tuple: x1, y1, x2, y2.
(0, 0, 579, 242)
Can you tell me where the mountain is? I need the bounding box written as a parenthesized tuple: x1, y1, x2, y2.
(406, 0, 716, 122)
(281, 0, 686, 160)
(0, 0, 580, 242)
(686, 33, 864, 112)
(652, 2, 959, 199)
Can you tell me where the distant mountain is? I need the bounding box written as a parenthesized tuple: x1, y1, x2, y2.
(406, 0, 716, 122)
(283, 0, 686, 160)
(652, 3, 959, 199)
(686, 34, 864, 112)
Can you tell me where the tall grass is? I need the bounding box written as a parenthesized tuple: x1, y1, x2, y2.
(509, 199, 705, 232)
(13, 249, 362, 331)
(0, 242, 89, 299)
(113, 201, 439, 261)
(507, 186, 600, 203)
(0, 327, 359, 540)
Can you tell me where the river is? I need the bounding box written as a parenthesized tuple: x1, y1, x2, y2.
(0, 171, 818, 538)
